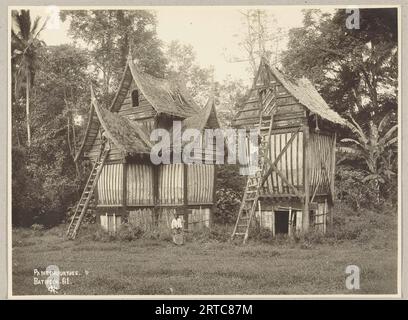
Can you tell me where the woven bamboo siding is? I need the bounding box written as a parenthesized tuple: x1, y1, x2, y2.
(97, 164, 123, 205)
(263, 131, 304, 195)
(127, 164, 154, 205)
(158, 164, 184, 204)
(187, 164, 214, 204)
(309, 133, 335, 195)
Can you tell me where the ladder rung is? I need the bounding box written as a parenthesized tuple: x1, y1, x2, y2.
(234, 233, 245, 236)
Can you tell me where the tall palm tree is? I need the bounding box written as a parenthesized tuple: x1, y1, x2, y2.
(11, 10, 47, 146)
(338, 113, 398, 202)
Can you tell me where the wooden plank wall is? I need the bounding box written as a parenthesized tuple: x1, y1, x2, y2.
(309, 133, 335, 195)
(117, 81, 156, 134)
(100, 214, 122, 233)
(233, 72, 307, 129)
(127, 163, 154, 205)
(187, 164, 214, 204)
(85, 130, 124, 162)
(97, 163, 123, 205)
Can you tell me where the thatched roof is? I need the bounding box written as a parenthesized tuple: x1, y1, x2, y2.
(92, 89, 152, 156)
(110, 57, 201, 118)
(270, 65, 347, 126)
(163, 97, 220, 154)
(75, 87, 152, 161)
(233, 58, 347, 127)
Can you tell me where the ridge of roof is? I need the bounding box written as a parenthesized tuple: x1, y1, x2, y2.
(127, 58, 201, 118)
(233, 59, 348, 127)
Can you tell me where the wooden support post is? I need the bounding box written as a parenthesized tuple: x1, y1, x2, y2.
(302, 125, 310, 232)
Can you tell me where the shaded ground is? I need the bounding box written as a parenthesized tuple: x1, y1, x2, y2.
(12, 207, 398, 296)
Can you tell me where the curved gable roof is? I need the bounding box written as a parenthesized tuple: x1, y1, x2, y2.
(111, 57, 201, 118)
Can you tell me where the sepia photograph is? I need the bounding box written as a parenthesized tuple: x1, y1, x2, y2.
(8, 5, 400, 297)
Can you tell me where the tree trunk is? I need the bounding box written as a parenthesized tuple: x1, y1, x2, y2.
(26, 70, 31, 147)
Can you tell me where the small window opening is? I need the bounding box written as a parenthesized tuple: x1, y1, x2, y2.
(132, 90, 139, 107)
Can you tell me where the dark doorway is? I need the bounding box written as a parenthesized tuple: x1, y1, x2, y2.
(275, 211, 289, 234)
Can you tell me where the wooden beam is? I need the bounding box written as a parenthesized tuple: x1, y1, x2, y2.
(266, 162, 303, 198)
(261, 126, 302, 186)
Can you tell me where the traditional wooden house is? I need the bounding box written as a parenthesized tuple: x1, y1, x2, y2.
(231, 58, 347, 243)
(67, 57, 220, 239)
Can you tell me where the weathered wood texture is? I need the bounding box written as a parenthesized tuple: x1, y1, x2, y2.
(100, 213, 122, 233)
(85, 130, 124, 162)
(117, 81, 157, 133)
(233, 72, 307, 129)
(263, 130, 304, 195)
(97, 163, 123, 205)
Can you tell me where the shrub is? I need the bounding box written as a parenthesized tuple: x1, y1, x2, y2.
(116, 223, 144, 241)
(335, 165, 381, 210)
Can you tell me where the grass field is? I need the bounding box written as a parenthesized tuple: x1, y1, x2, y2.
(12, 206, 398, 296)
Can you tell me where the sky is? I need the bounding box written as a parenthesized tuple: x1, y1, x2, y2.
(24, 6, 318, 84)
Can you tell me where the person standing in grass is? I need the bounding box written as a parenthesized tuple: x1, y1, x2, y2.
(171, 213, 184, 245)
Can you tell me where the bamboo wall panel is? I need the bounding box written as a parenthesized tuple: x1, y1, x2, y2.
(309, 133, 334, 195)
(97, 163, 123, 206)
(158, 164, 184, 204)
(263, 131, 304, 195)
(127, 164, 154, 205)
(187, 164, 214, 204)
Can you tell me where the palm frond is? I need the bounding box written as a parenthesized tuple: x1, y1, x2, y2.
(362, 174, 384, 183)
(378, 113, 390, 132)
(383, 136, 398, 148)
(379, 125, 398, 145)
(31, 16, 41, 35)
(340, 138, 362, 146)
(336, 146, 362, 156)
(346, 114, 368, 144)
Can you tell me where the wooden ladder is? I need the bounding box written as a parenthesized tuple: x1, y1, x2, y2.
(66, 147, 110, 239)
(231, 90, 277, 244)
